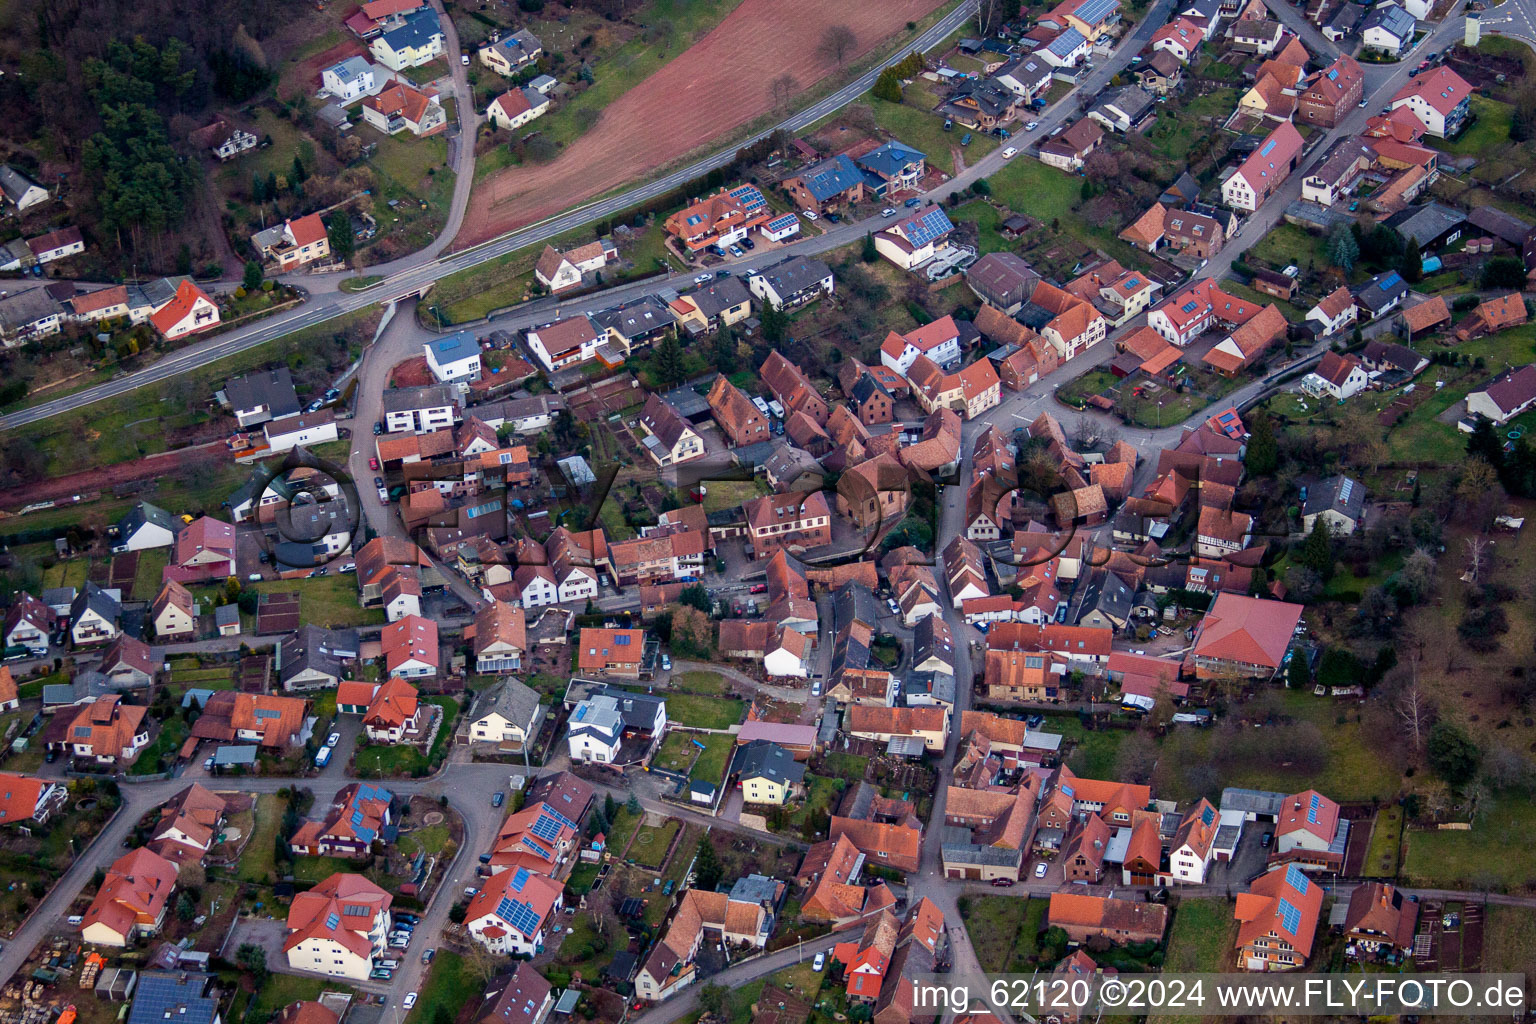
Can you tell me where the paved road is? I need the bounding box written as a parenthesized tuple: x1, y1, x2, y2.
(0, 1, 980, 434)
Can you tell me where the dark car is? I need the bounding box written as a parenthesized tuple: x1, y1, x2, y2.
(1261, 832, 1273, 848)
(740, 236, 755, 250)
(373, 421, 384, 436)
(905, 197, 922, 207)
(825, 212, 840, 223)
(492, 791, 505, 807)
(991, 878, 1015, 887)
(374, 476, 384, 489)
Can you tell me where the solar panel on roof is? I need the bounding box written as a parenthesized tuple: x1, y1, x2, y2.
(495, 895, 544, 936)
(1259, 138, 1277, 157)
(1181, 301, 1199, 313)
(512, 866, 531, 890)
(615, 634, 631, 645)
(1286, 864, 1310, 893)
(1307, 793, 1320, 823)
(1277, 897, 1301, 934)
(1060, 783, 1075, 797)
(1201, 806, 1214, 826)
(1338, 479, 1355, 505)
(326, 911, 341, 930)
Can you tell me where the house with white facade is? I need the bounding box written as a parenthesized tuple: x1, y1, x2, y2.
(284, 873, 393, 981)
(466, 867, 564, 955)
(323, 57, 377, 102)
(425, 331, 482, 386)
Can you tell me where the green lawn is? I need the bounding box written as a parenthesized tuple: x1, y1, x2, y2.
(1138, 87, 1241, 163)
(865, 95, 997, 175)
(291, 855, 359, 883)
(606, 806, 642, 852)
(1431, 95, 1514, 157)
(1150, 899, 1235, 1024)
(781, 774, 846, 829)
(353, 697, 459, 776)
(407, 951, 469, 1024)
(247, 576, 383, 628)
(1250, 223, 1327, 272)
(821, 752, 869, 781)
(243, 974, 337, 1023)
(670, 670, 730, 694)
(130, 717, 189, 775)
(663, 693, 745, 730)
(1057, 368, 1119, 407)
(962, 895, 1047, 973)
(690, 733, 734, 784)
(630, 817, 681, 869)
(1483, 904, 1536, 983)
(988, 157, 1079, 223)
(366, 134, 454, 263)
(1363, 805, 1403, 878)
(238, 793, 286, 884)
(1403, 796, 1536, 890)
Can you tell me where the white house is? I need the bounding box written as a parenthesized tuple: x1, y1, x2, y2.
(533, 240, 613, 293)
(1389, 66, 1473, 138)
(764, 628, 812, 678)
(113, 502, 178, 553)
(1302, 351, 1369, 400)
(466, 867, 564, 955)
(70, 583, 122, 646)
(747, 256, 834, 310)
(284, 873, 393, 981)
(425, 331, 482, 386)
(4, 595, 54, 656)
(553, 564, 598, 603)
(1168, 800, 1218, 884)
(468, 678, 542, 746)
(1466, 364, 1536, 425)
(487, 88, 550, 132)
(1360, 3, 1415, 55)
(149, 280, 220, 340)
(873, 204, 955, 272)
(369, 9, 445, 70)
(1306, 286, 1358, 337)
(382, 614, 437, 679)
(0, 165, 49, 211)
(323, 56, 377, 102)
(993, 55, 1052, 99)
(512, 565, 559, 609)
(383, 384, 458, 433)
(880, 316, 964, 375)
(265, 410, 340, 453)
(27, 227, 85, 265)
(524, 316, 600, 372)
(566, 694, 623, 763)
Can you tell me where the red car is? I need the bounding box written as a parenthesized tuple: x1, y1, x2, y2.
(749, 583, 767, 594)
(368, 456, 380, 470)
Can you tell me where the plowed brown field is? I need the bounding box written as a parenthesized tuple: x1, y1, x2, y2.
(455, 0, 946, 247)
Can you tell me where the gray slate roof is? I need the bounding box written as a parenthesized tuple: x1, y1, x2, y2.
(734, 739, 806, 788)
(479, 677, 544, 730)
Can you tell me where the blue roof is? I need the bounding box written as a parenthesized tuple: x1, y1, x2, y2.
(380, 9, 442, 52)
(856, 140, 927, 179)
(430, 330, 479, 364)
(897, 205, 954, 246)
(1073, 0, 1120, 25)
(1277, 896, 1301, 934)
(1047, 27, 1088, 57)
(1286, 863, 1310, 894)
(765, 213, 798, 232)
(727, 183, 768, 214)
(796, 154, 864, 201)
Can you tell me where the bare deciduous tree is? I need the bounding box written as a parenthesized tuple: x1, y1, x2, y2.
(1463, 534, 1490, 584)
(818, 24, 857, 66)
(1395, 677, 1431, 755)
(769, 73, 800, 110)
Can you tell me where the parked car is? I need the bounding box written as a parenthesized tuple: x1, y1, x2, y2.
(404, 994, 418, 1010)
(327, 732, 341, 748)
(374, 476, 384, 490)
(368, 456, 379, 470)
(1261, 832, 1273, 848)
(370, 969, 393, 980)
(960, 133, 972, 146)
(492, 791, 505, 808)
(813, 953, 826, 972)
(803, 209, 818, 220)
(1002, 146, 1018, 158)
(992, 878, 1015, 887)
(741, 236, 755, 249)
(881, 207, 897, 217)
(825, 212, 840, 223)
(203, 756, 215, 771)
(422, 949, 436, 965)
(1034, 862, 1048, 878)
(729, 244, 744, 257)
(661, 653, 672, 671)
(694, 272, 713, 283)
(373, 421, 383, 436)
(811, 680, 822, 696)
(1025, 121, 1039, 131)
(749, 583, 767, 594)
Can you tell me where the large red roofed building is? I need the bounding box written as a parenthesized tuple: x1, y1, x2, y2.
(382, 614, 438, 679)
(1271, 789, 1347, 871)
(80, 846, 179, 947)
(1235, 864, 1323, 970)
(284, 872, 393, 980)
(465, 866, 565, 956)
(1147, 279, 1263, 346)
(1190, 593, 1303, 679)
(1390, 66, 1472, 138)
(1220, 121, 1305, 212)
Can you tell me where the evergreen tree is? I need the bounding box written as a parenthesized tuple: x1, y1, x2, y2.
(871, 67, 903, 103)
(712, 325, 738, 374)
(1296, 520, 1335, 580)
(1244, 414, 1278, 476)
(1286, 646, 1312, 688)
(652, 334, 687, 385)
(266, 171, 278, 202)
(325, 210, 356, 264)
(1327, 224, 1359, 272)
(1466, 416, 1505, 470)
(243, 260, 264, 291)
(291, 154, 307, 184)
(861, 232, 878, 263)
(694, 836, 723, 890)
(760, 300, 787, 344)
(252, 173, 266, 203)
